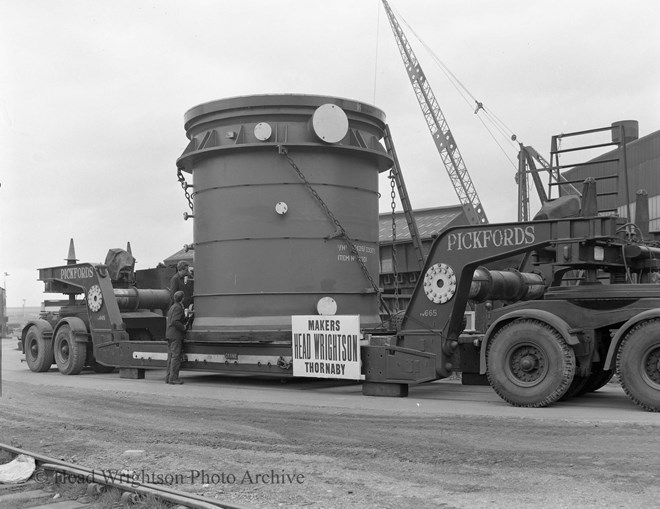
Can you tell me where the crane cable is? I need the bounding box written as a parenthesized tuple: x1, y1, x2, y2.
(373, 1, 381, 105)
(391, 5, 522, 171)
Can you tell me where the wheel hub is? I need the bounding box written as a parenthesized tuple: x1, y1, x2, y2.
(30, 342, 38, 357)
(520, 355, 537, 372)
(508, 345, 547, 385)
(644, 346, 660, 385)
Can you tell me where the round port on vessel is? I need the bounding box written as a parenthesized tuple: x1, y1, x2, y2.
(317, 296, 338, 316)
(254, 122, 272, 141)
(312, 104, 348, 143)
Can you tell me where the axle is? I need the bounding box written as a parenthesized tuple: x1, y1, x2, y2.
(113, 288, 171, 311)
(469, 268, 545, 303)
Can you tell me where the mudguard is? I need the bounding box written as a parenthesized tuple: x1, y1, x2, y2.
(479, 308, 579, 374)
(603, 309, 660, 371)
(53, 316, 90, 343)
(21, 319, 54, 353)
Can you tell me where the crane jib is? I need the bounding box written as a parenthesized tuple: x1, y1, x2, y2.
(380, 0, 488, 226)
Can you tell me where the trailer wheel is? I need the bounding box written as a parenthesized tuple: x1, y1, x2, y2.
(560, 375, 589, 401)
(24, 325, 54, 372)
(487, 319, 575, 408)
(562, 363, 614, 399)
(575, 366, 613, 397)
(616, 320, 660, 412)
(54, 325, 87, 375)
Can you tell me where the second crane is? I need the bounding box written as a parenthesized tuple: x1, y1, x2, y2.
(381, 0, 488, 225)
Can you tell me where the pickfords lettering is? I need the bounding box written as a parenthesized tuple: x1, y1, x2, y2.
(60, 266, 95, 279)
(447, 226, 535, 251)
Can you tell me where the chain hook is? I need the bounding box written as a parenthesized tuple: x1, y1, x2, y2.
(389, 169, 399, 314)
(177, 167, 194, 212)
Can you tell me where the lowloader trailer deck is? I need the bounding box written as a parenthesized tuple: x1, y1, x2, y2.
(22, 198, 660, 411)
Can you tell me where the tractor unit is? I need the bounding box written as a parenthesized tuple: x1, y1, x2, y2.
(363, 191, 660, 412)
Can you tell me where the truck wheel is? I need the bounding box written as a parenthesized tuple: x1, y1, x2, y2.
(616, 320, 660, 412)
(487, 319, 575, 408)
(575, 366, 613, 397)
(54, 325, 87, 375)
(24, 326, 54, 372)
(560, 375, 589, 401)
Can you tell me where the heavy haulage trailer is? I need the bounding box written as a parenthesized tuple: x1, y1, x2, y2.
(21, 94, 660, 412)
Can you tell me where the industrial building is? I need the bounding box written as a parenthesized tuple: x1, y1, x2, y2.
(559, 123, 660, 233)
(378, 205, 467, 307)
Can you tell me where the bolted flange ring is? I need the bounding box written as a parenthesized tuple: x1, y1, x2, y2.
(423, 263, 457, 304)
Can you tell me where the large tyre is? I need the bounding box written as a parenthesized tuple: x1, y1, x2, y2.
(616, 319, 660, 412)
(24, 325, 54, 372)
(560, 375, 589, 401)
(486, 319, 576, 408)
(575, 365, 614, 397)
(53, 325, 88, 375)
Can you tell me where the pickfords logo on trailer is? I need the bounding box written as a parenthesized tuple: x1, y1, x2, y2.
(447, 225, 536, 251)
(60, 266, 95, 280)
(291, 316, 361, 380)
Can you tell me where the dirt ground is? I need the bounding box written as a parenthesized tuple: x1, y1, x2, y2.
(1, 367, 660, 509)
(2, 338, 660, 509)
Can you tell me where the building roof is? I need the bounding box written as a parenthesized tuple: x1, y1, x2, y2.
(379, 205, 466, 243)
(163, 248, 194, 267)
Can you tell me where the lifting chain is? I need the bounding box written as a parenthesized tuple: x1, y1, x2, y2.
(177, 167, 194, 212)
(278, 146, 387, 310)
(389, 169, 400, 313)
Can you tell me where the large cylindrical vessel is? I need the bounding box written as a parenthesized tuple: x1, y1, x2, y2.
(176, 94, 392, 339)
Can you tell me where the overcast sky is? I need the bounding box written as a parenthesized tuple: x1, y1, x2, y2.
(2, 0, 659, 307)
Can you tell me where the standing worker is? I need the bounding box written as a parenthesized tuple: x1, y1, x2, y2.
(165, 290, 186, 385)
(169, 260, 194, 308)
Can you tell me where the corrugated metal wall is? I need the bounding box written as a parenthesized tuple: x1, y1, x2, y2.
(562, 129, 660, 229)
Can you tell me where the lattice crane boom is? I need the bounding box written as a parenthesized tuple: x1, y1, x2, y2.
(381, 0, 488, 225)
